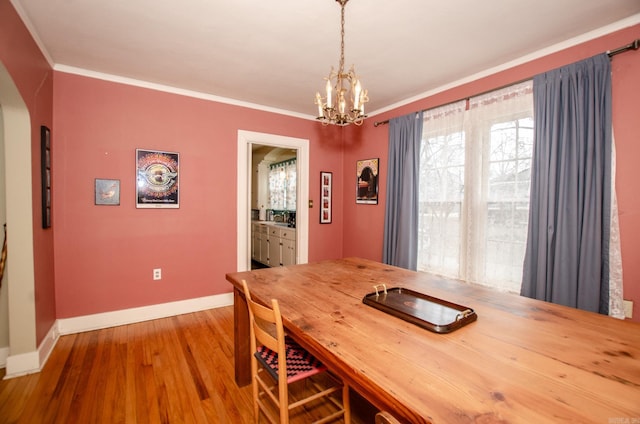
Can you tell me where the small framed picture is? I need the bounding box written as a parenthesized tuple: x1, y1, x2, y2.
(356, 158, 379, 204)
(320, 171, 332, 224)
(95, 179, 121, 205)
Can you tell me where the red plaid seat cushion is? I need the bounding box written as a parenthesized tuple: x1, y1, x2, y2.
(255, 336, 327, 383)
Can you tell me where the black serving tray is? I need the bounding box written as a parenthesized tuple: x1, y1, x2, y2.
(362, 286, 477, 333)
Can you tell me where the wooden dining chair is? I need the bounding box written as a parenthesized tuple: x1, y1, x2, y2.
(242, 280, 350, 424)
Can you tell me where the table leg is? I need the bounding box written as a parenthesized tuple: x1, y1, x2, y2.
(233, 287, 251, 386)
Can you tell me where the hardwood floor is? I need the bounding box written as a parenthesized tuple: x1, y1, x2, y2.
(0, 306, 375, 423)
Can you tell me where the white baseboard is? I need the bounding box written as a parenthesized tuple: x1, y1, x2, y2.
(38, 321, 59, 369)
(5, 350, 40, 378)
(0, 346, 9, 368)
(57, 292, 234, 335)
(3, 292, 234, 379)
(4, 320, 58, 379)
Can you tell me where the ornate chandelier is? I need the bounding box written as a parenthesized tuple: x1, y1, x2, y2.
(315, 0, 369, 126)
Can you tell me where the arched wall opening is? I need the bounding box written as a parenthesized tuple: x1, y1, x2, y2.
(0, 62, 38, 377)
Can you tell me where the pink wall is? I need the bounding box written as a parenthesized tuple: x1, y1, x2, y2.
(0, 0, 56, 344)
(342, 24, 640, 322)
(52, 73, 345, 317)
(341, 124, 386, 261)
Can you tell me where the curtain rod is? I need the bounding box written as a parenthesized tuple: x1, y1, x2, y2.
(374, 38, 640, 128)
(607, 38, 640, 57)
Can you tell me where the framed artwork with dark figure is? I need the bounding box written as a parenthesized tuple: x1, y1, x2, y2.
(320, 171, 332, 223)
(40, 125, 51, 228)
(356, 158, 379, 204)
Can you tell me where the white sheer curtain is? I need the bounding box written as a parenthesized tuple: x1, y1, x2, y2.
(417, 78, 623, 314)
(418, 82, 534, 293)
(285, 160, 296, 210)
(609, 136, 625, 319)
(417, 101, 466, 277)
(464, 81, 533, 291)
(269, 159, 296, 210)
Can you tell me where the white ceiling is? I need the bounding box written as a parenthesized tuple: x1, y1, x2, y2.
(10, 0, 640, 119)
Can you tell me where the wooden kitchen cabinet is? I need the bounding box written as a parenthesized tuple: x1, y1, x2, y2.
(280, 228, 296, 266)
(269, 226, 282, 267)
(251, 223, 260, 261)
(258, 224, 269, 265)
(251, 223, 295, 267)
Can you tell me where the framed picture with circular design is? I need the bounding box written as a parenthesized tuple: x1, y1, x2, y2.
(136, 149, 179, 208)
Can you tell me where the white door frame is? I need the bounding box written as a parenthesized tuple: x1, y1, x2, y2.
(236, 130, 309, 272)
(1, 63, 38, 376)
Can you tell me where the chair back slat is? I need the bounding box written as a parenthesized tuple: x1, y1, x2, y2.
(249, 299, 282, 353)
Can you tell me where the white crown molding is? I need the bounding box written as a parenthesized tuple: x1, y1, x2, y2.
(10, 0, 639, 121)
(369, 14, 640, 117)
(8, 0, 54, 67)
(54, 65, 315, 121)
(11, 0, 314, 120)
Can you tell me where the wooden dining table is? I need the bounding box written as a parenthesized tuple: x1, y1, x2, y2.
(225, 257, 640, 423)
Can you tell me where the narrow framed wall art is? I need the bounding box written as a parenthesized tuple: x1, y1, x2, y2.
(320, 171, 332, 224)
(40, 125, 51, 228)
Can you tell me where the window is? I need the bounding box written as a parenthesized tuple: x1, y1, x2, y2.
(418, 81, 533, 293)
(418, 101, 466, 279)
(269, 159, 296, 211)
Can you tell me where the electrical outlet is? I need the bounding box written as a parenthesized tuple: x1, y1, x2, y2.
(153, 268, 162, 280)
(623, 299, 633, 319)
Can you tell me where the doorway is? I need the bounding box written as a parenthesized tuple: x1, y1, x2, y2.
(236, 131, 309, 272)
(250, 145, 296, 270)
